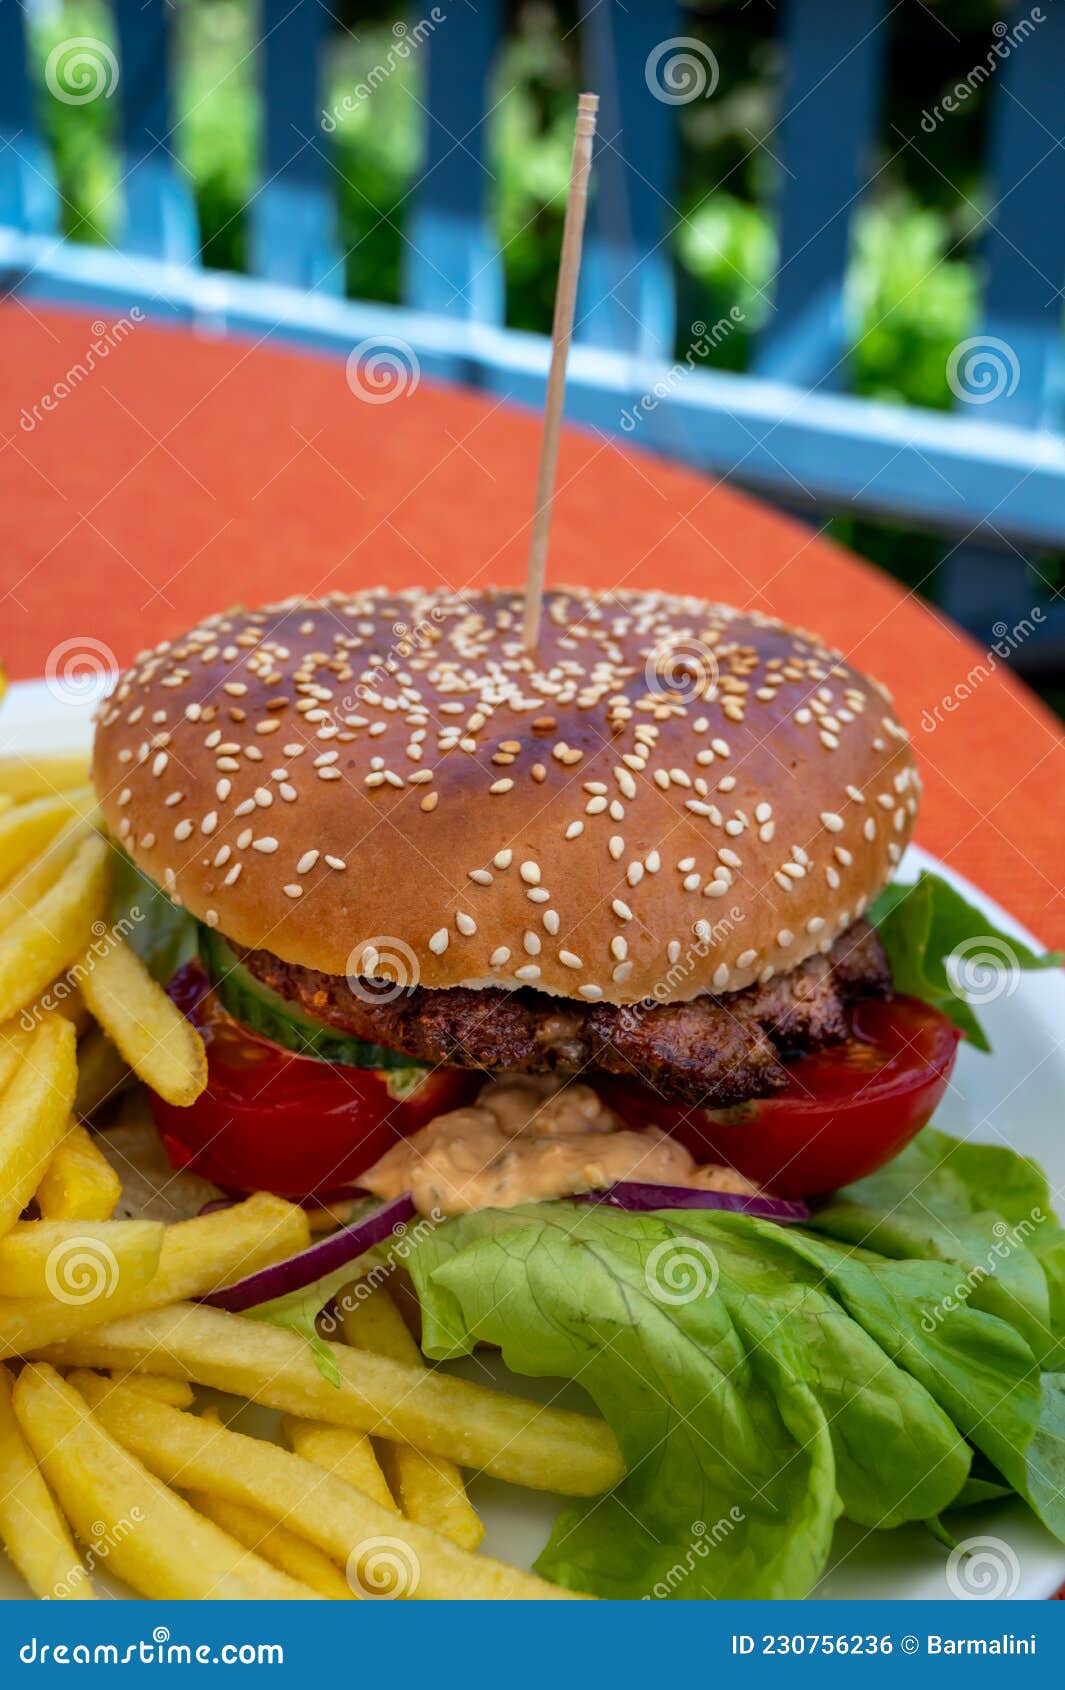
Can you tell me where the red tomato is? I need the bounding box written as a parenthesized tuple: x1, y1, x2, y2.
(597, 997, 960, 1198)
(150, 964, 478, 1199)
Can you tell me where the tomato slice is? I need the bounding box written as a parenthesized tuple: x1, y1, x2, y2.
(150, 964, 478, 1200)
(597, 996, 960, 1198)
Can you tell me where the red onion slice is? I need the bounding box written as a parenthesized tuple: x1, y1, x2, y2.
(201, 1193, 416, 1312)
(578, 1181, 810, 1223)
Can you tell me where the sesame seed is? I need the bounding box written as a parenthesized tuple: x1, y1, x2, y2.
(324, 855, 347, 871)
(468, 868, 493, 885)
(712, 964, 729, 990)
(429, 929, 449, 955)
(490, 779, 514, 795)
(612, 899, 633, 921)
(578, 984, 603, 1000)
(520, 862, 541, 885)
(283, 884, 302, 899)
(565, 821, 584, 840)
(490, 947, 511, 967)
(297, 850, 319, 874)
(494, 849, 513, 869)
(820, 811, 844, 832)
(515, 964, 541, 983)
(456, 913, 476, 936)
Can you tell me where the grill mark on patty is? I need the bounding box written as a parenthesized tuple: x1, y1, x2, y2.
(240, 921, 890, 1109)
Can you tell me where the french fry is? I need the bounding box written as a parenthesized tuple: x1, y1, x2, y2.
(342, 1284, 483, 1549)
(41, 1302, 624, 1496)
(110, 1372, 195, 1409)
(0, 1364, 93, 1599)
(80, 937, 207, 1107)
(281, 1418, 397, 1513)
(0, 1218, 162, 1300)
(0, 814, 94, 928)
(0, 835, 110, 1025)
(0, 1025, 30, 1094)
(187, 1490, 354, 1601)
(73, 1027, 132, 1121)
(0, 1191, 308, 1360)
(0, 789, 95, 888)
(14, 1366, 319, 1600)
(0, 1014, 77, 1240)
(0, 755, 90, 804)
(37, 1120, 122, 1220)
(72, 1374, 582, 1600)
(0, 758, 90, 806)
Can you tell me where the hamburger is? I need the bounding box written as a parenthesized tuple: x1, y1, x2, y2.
(92, 586, 959, 1209)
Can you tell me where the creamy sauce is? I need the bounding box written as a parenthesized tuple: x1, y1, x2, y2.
(361, 1074, 757, 1216)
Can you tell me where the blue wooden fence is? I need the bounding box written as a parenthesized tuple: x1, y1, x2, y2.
(1, 1, 1062, 664)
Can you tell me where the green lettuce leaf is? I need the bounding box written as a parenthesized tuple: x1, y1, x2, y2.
(399, 1204, 1017, 1598)
(814, 1127, 1065, 1370)
(869, 870, 1060, 1051)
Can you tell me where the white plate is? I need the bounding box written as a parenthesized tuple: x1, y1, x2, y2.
(2, 679, 1064, 1601)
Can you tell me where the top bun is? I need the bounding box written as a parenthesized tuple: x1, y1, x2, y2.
(92, 588, 917, 1005)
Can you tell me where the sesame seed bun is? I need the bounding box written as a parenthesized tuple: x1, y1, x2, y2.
(92, 588, 918, 1006)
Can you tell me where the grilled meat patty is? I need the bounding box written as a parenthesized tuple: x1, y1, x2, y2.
(242, 920, 890, 1109)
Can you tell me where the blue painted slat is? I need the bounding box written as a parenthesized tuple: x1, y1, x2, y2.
(6, 230, 1065, 554)
(755, 0, 889, 388)
(576, 0, 678, 358)
(251, 0, 341, 295)
(113, 0, 198, 263)
(0, 3, 58, 234)
(404, 1, 503, 323)
(969, 6, 1065, 431)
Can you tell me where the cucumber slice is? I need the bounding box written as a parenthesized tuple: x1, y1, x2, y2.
(197, 928, 423, 1073)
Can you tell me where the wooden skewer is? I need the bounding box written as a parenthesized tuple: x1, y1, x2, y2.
(522, 91, 599, 655)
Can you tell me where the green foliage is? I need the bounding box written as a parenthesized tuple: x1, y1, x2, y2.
(29, 0, 119, 243)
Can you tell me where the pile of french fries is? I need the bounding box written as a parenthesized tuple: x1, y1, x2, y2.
(0, 753, 620, 1600)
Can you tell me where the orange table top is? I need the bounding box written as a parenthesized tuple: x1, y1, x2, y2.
(1, 302, 1062, 948)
